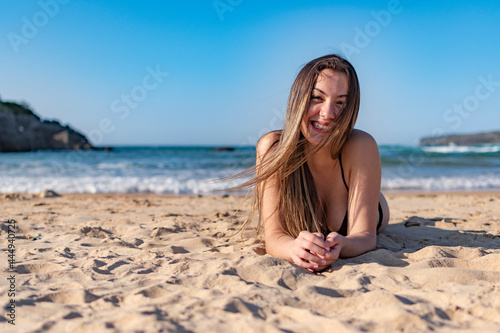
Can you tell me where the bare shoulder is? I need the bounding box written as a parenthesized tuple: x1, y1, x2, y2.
(256, 130, 281, 160)
(343, 129, 380, 162)
(346, 129, 378, 147)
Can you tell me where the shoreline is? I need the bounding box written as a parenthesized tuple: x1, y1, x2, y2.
(2, 188, 500, 196)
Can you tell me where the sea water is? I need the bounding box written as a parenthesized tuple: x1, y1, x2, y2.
(0, 144, 499, 194)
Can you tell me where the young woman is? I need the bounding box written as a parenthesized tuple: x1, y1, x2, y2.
(239, 54, 389, 272)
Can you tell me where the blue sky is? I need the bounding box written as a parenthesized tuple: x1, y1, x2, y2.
(1, 0, 499, 146)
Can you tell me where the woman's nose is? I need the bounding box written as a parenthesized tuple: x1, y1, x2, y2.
(319, 101, 338, 119)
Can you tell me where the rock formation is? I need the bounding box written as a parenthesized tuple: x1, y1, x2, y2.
(419, 131, 500, 146)
(0, 100, 94, 152)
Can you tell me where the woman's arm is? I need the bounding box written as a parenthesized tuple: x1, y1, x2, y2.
(257, 132, 330, 271)
(331, 129, 382, 257)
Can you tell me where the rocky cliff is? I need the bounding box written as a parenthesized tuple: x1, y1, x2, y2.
(0, 100, 94, 152)
(419, 131, 500, 146)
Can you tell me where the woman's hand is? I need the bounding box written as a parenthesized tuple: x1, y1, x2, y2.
(289, 231, 331, 271)
(320, 232, 343, 268)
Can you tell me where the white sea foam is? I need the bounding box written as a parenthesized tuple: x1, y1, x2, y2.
(421, 144, 500, 154)
(2, 172, 498, 194)
(0, 174, 250, 195)
(382, 174, 500, 191)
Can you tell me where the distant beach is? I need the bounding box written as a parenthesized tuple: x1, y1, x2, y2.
(0, 144, 499, 195)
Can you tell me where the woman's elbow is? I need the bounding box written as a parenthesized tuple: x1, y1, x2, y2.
(366, 234, 377, 252)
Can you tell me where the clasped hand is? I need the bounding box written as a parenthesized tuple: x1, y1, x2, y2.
(290, 230, 342, 272)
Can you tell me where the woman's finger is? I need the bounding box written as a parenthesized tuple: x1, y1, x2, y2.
(325, 232, 342, 247)
(300, 249, 326, 265)
(291, 254, 323, 271)
(297, 231, 329, 253)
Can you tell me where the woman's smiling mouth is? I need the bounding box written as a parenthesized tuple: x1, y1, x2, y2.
(311, 121, 330, 133)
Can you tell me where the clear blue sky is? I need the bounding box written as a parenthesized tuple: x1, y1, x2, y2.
(1, 0, 499, 146)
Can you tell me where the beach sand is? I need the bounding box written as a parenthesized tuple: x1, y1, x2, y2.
(1, 191, 500, 332)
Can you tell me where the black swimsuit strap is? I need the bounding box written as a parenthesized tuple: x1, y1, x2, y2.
(338, 152, 349, 191)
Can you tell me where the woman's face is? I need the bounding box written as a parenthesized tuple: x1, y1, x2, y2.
(300, 69, 348, 146)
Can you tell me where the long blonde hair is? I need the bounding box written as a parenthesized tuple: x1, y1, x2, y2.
(236, 54, 360, 238)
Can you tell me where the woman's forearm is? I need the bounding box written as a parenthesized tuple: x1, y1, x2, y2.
(265, 233, 295, 262)
(339, 232, 376, 258)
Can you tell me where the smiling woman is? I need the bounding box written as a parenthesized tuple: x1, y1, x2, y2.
(234, 54, 390, 272)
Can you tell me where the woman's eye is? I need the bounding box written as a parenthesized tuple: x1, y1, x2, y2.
(311, 95, 322, 101)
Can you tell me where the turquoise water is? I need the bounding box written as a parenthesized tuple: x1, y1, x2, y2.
(0, 144, 499, 194)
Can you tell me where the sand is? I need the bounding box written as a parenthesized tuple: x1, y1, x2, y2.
(1, 191, 500, 332)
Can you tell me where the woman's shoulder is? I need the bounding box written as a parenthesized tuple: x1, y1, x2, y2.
(347, 129, 377, 144)
(256, 130, 282, 156)
(343, 129, 379, 160)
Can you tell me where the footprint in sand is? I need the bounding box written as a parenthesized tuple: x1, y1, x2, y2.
(151, 226, 182, 238)
(136, 284, 172, 299)
(80, 226, 113, 238)
(170, 246, 189, 254)
(16, 262, 65, 274)
(222, 297, 266, 319)
(37, 289, 100, 304)
(62, 312, 83, 319)
(91, 259, 131, 275)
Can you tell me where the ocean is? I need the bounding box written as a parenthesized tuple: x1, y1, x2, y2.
(0, 144, 499, 194)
